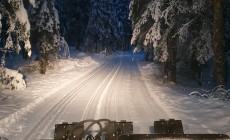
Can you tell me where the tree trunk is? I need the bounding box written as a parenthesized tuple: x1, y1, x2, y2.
(193, 59, 202, 86)
(152, 47, 155, 62)
(40, 52, 48, 74)
(213, 0, 226, 86)
(167, 6, 178, 83)
(163, 61, 169, 84)
(145, 52, 149, 61)
(167, 34, 177, 83)
(170, 46, 177, 83)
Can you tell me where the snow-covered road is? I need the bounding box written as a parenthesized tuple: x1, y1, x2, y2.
(2, 52, 230, 139)
(3, 54, 170, 139)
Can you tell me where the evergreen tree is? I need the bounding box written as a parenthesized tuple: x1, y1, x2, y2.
(129, 0, 217, 84)
(54, 0, 90, 48)
(84, 0, 131, 53)
(129, 0, 188, 83)
(0, 0, 32, 67)
(114, 0, 132, 51)
(30, 0, 69, 74)
(84, 0, 112, 53)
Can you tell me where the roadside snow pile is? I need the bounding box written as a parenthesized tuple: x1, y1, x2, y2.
(76, 56, 98, 67)
(189, 85, 230, 101)
(17, 56, 98, 73)
(52, 56, 98, 72)
(0, 68, 26, 90)
(139, 62, 163, 78)
(18, 62, 39, 74)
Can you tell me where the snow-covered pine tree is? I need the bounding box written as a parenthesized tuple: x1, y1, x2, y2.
(129, 0, 215, 84)
(114, 0, 132, 51)
(30, 0, 69, 74)
(129, 0, 187, 83)
(0, 0, 32, 89)
(54, 0, 90, 48)
(0, 0, 32, 67)
(84, 0, 112, 53)
(181, 0, 213, 86)
(84, 0, 131, 54)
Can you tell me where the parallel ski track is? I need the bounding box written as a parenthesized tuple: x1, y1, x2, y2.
(103, 61, 124, 120)
(80, 60, 122, 120)
(24, 59, 119, 139)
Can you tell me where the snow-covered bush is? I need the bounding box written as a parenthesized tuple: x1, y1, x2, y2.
(189, 85, 230, 101)
(0, 68, 26, 90)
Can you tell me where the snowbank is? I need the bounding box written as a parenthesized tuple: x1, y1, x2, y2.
(18, 62, 39, 74)
(54, 57, 98, 72)
(0, 52, 99, 90)
(17, 56, 98, 74)
(138, 61, 230, 135)
(0, 68, 26, 90)
(139, 62, 163, 81)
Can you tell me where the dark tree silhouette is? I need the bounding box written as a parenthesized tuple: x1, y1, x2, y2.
(213, 0, 226, 86)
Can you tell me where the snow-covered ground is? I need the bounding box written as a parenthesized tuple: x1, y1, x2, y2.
(0, 51, 230, 139)
(0, 50, 104, 136)
(139, 61, 230, 136)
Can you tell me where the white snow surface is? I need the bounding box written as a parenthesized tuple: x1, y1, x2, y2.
(0, 52, 230, 139)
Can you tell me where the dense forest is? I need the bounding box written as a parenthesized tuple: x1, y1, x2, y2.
(129, 0, 230, 87)
(0, 0, 131, 72)
(0, 0, 229, 88)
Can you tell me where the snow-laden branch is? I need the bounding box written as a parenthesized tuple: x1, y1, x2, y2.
(143, 22, 161, 48)
(162, 0, 189, 27)
(189, 23, 213, 64)
(0, 0, 32, 67)
(128, 0, 134, 19)
(29, 0, 35, 7)
(154, 28, 171, 62)
(173, 18, 197, 42)
(130, 27, 140, 45)
(189, 85, 230, 101)
(15, 0, 31, 31)
(130, 0, 163, 48)
(161, 4, 173, 27)
(171, 0, 188, 14)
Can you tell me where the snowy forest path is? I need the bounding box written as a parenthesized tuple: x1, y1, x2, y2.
(5, 53, 170, 140)
(23, 59, 116, 140)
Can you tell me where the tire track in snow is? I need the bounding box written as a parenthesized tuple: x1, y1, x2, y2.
(80, 60, 122, 120)
(23, 60, 115, 139)
(94, 61, 122, 119)
(104, 60, 125, 120)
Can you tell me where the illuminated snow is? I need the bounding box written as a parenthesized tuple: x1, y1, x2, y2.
(0, 52, 230, 139)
